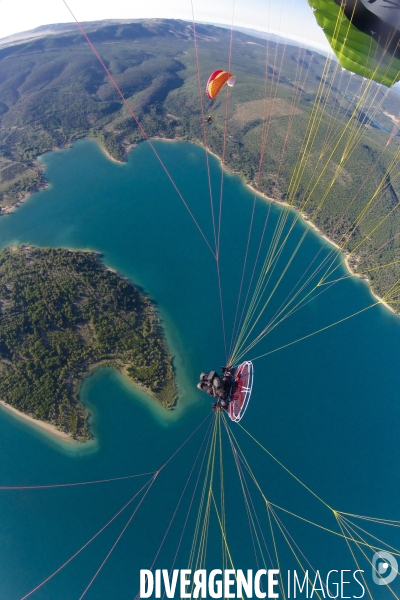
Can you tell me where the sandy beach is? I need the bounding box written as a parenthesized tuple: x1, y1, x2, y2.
(0, 400, 75, 442)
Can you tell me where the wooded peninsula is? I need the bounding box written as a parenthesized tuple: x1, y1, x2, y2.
(0, 246, 176, 440)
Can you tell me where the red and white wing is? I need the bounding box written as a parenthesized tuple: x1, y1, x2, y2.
(228, 361, 253, 422)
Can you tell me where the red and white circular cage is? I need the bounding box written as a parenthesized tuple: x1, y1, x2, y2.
(228, 361, 254, 423)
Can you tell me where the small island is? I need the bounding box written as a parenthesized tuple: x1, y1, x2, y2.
(0, 245, 176, 440)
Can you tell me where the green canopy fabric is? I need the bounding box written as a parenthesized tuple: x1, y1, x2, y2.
(308, 0, 400, 87)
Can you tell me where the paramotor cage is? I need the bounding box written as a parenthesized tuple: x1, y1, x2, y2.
(228, 361, 253, 423)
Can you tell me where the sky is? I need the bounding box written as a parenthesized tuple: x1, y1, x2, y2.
(0, 0, 330, 52)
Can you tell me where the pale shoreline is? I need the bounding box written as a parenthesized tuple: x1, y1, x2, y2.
(0, 365, 163, 444)
(167, 136, 397, 316)
(1, 182, 49, 216)
(244, 182, 396, 315)
(0, 138, 119, 217)
(0, 400, 76, 442)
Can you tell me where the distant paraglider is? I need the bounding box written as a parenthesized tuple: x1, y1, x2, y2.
(205, 69, 236, 99)
(197, 362, 253, 422)
(204, 70, 236, 123)
(308, 0, 400, 86)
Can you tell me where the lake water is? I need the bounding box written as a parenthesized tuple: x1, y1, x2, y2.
(0, 139, 399, 598)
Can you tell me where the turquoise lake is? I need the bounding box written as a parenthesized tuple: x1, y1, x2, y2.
(0, 139, 399, 598)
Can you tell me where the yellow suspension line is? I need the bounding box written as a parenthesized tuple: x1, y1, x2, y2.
(268, 505, 325, 600)
(231, 26, 348, 356)
(232, 105, 378, 361)
(187, 416, 218, 573)
(210, 489, 245, 600)
(234, 245, 342, 358)
(218, 416, 228, 574)
(225, 423, 272, 569)
(221, 424, 392, 553)
(339, 515, 400, 558)
(338, 514, 400, 600)
(339, 511, 400, 526)
(232, 112, 397, 363)
(317, 160, 400, 286)
(237, 423, 333, 511)
(232, 223, 316, 359)
(320, 166, 400, 285)
(335, 515, 374, 600)
(267, 505, 287, 600)
(239, 302, 378, 364)
(269, 503, 388, 550)
(233, 38, 396, 359)
(196, 413, 219, 571)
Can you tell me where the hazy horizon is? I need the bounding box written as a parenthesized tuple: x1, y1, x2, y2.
(0, 0, 329, 51)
